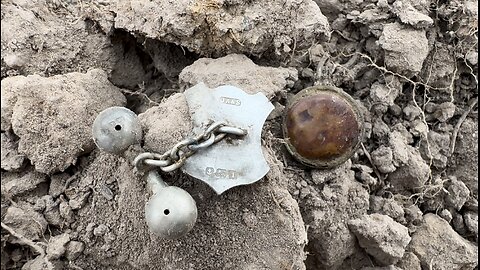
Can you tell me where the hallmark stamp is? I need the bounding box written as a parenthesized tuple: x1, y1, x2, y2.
(220, 96, 241, 106)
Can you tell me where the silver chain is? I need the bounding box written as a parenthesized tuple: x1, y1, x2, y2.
(134, 122, 247, 172)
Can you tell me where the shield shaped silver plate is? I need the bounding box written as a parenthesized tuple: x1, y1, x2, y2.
(182, 83, 274, 194)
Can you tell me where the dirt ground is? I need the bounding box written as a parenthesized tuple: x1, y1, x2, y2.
(0, 0, 478, 269)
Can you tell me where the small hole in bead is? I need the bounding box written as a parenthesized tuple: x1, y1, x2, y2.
(115, 125, 122, 131)
(164, 209, 170, 215)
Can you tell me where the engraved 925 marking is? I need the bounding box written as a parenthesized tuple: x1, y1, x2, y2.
(205, 167, 239, 179)
(220, 96, 241, 106)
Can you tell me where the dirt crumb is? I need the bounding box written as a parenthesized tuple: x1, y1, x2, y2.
(408, 213, 478, 270)
(3, 205, 48, 243)
(46, 233, 71, 260)
(378, 22, 429, 76)
(1, 132, 26, 171)
(1, 170, 47, 198)
(348, 214, 411, 266)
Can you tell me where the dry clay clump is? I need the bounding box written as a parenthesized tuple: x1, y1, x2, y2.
(113, 0, 330, 57)
(348, 214, 411, 266)
(1, 132, 26, 171)
(179, 54, 298, 99)
(1, 1, 119, 77)
(304, 161, 370, 269)
(378, 22, 429, 76)
(408, 214, 478, 270)
(1, 69, 126, 174)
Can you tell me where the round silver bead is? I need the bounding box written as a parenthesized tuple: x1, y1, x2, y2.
(145, 186, 198, 239)
(92, 107, 142, 154)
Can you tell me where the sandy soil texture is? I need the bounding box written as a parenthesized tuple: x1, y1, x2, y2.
(1, 0, 478, 269)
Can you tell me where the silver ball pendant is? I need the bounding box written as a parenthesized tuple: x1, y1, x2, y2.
(145, 186, 198, 239)
(92, 107, 142, 154)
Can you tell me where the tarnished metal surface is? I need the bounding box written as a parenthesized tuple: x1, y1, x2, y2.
(183, 83, 274, 194)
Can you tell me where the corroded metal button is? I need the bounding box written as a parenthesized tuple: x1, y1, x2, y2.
(283, 85, 363, 168)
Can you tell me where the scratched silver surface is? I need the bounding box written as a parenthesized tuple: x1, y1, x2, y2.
(183, 83, 274, 194)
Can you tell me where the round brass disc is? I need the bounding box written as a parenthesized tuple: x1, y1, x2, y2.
(283, 85, 363, 168)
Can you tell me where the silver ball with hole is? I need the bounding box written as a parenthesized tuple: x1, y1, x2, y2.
(145, 186, 198, 238)
(92, 107, 142, 154)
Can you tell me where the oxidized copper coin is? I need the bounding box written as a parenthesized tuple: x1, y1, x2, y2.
(283, 85, 363, 168)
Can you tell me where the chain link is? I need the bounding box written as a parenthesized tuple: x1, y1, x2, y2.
(134, 122, 247, 172)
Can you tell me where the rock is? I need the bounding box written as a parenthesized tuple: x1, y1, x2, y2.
(392, 124, 414, 145)
(463, 212, 478, 237)
(306, 161, 370, 268)
(46, 233, 71, 260)
(420, 44, 456, 89)
(372, 117, 391, 139)
(378, 23, 429, 76)
(452, 212, 467, 235)
(348, 214, 411, 265)
(369, 196, 405, 224)
(355, 8, 391, 25)
(3, 205, 48, 243)
(179, 54, 298, 99)
(420, 130, 450, 168)
(409, 119, 428, 138)
(139, 93, 192, 153)
(392, 0, 433, 28)
(20, 255, 49, 270)
(433, 102, 456, 122)
(396, 251, 421, 270)
(1, 133, 25, 171)
(404, 205, 423, 226)
(465, 50, 478, 65)
(388, 131, 411, 168)
(371, 146, 396, 174)
(33, 197, 47, 212)
(444, 177, 470, 211)
(59, 201, 74, 224)
(463, 198, 478, 212)
(370, 78, 401, 106)
(408, 214, 478, 270)
(354, 164, 378, 187)
(93, 224, 109, 237)
(65, 241, 85, 261)
(48, 174, 68, 197)
(43, 196, 62, 227)
(1, 69, 126, 174)
(439, 209, 453, 223)
(114, 0, 330, 57)
(68, 191, 91, 210)
(450, 118, 478, 198)
(389, 104, 403, 117)
(387, 131, 430, 192)
(402, 104, 422, 121)
(369, 81, 401, 113)
(1, 170, 47, 197)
